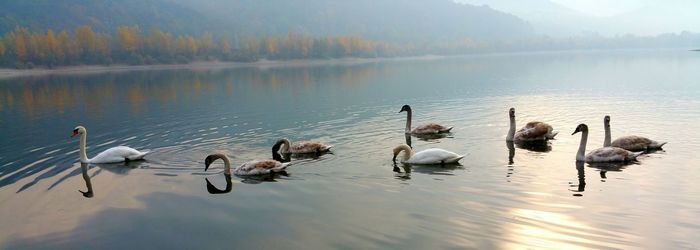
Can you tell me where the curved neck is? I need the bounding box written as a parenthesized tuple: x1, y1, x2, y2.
(577, 129, 588, 161)
(280, 139, 291, 152)
(404, 109, 412, 133)
(221, 155, 231, 175)
(79, 132, 89, 163)
(395, 144, 412, 162)
(507, 115, 516, 141)
(603, 121, 611, 147)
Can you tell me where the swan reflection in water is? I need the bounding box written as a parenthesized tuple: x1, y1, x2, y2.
(587, 161, 638, 180)
(77, 161, 148, 198)
(79, 163, 94, 198)
(505, 140, 551, 179)
(568, 161, 586, 196)
(391, 161, 462, 180)
(514, 140, 552, 152)
(568, 161, 638, 196)
(411, 132, 450, 142)
(506, 141, 515, 178)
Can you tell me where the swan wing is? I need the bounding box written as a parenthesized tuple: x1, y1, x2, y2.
(289, 141, 332, 154)
(611, 136, 662, 151)
(90, 146, 148, 164)
(407, 148, 463, 164)
(412, 123, 451, 134)
(585, 147, 639, 162)
(515, 121, 554, 141)
(234, 160, 289, 176)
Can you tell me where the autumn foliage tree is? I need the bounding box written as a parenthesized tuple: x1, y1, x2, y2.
(0, 25, 401, 68)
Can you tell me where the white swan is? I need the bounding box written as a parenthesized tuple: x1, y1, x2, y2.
(603, 115, 666, 151)
(573, 124, 642, 162)
(72, 126, 148, 164)
(392, 144, 464, 164)
(507, 108, 558, 142)
(274, 138, 332, 154)
(204, 153, 290, 176)
(399, 104, 453, 135)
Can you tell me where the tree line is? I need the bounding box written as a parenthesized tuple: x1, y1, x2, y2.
(0, 25, 406, 68)
(1, 25, 698, 69)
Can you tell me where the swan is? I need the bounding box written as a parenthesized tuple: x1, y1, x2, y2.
(71, 126, 148, 164)
(603, 115, 666, 151)
(399, 104, 453, 135)
(392, 144, 464, 164)
(204, 153, 290, 176)
(572, 124, 642, 163)
(274, 138, 332, 154)
(507, 108, 558, 142)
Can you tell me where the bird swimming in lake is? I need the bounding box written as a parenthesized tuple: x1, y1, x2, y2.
(392, 144, 464, 165)
(71, 126, 148, 164)
(603, 115, 666, 152)
(273, 138, 332, 154)
(399, 104, 453, 135)
(573, 124, 642, 163)
(506, 108, 558, 142)
(204, 153, 290, 176)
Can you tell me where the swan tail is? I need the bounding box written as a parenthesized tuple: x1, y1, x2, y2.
(630, 151, 644, 160)
(441, 127, 454, 133)
(273, 162, 291, 172)
(654, 142, 667, 149)
(322, 145, 333, 152)
(447, 155, 465, 163)
(548, 131, 559, 139)
(127, 150, 149, 161)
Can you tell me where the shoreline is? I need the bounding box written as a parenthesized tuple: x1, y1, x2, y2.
(0, 56, 444, 80)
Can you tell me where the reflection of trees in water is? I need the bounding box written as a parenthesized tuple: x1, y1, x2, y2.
(0, 63, 386, 117)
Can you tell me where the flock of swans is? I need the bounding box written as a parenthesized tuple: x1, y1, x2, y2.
(71, 105, 666, 177)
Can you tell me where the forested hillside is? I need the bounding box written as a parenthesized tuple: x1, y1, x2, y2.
(0, 0, 534, 42)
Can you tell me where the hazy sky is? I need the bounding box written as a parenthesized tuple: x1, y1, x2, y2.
(456, 0, 699, 36)
(550, 0, 651, 16)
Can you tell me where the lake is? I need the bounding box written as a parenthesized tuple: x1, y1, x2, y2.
(1, 50, 699, 249)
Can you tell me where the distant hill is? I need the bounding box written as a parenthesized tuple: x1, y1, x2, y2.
(0, 0, 221, 35)
(0, 0, 534, 42)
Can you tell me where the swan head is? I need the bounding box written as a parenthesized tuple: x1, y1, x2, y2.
(604, 115, 610, 127)
(399, 104, 411, 113)
(572, 124, 588, 135)
(509, 108, 515, 118)
(72, 126, 86, 137)
(204, 154, 228, 172)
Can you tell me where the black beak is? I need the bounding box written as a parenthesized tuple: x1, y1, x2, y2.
(571, 129, 579, 135)
(392, 155, 397, 162)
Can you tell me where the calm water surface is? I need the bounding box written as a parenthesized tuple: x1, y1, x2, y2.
(1, 50, 699, 249)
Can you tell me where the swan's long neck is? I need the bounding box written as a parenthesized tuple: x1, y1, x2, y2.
(603, 121, 611, 147)
(221, 155, 231, 175)
(397, 144, 412, 162)
(577, 129, 588, 162)
(280, 139, 291, 152)
(507, 115, 516, 141)
(405, 109, 412, 133)
(79, 132, 89, 163)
